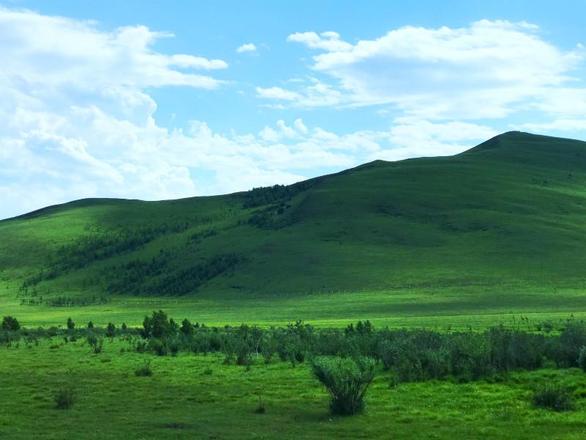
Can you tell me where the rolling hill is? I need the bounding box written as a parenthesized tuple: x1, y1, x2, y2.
(3, 131, 586, 325)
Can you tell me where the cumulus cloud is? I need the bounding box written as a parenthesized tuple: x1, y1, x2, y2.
(261, 20, 585, 122)
(236, 43, 257, 53)
(1, 9, 570, 220)
(0, 6, 432, 219)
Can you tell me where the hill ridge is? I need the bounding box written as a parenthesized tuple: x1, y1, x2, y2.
(3, 131, 586, 301)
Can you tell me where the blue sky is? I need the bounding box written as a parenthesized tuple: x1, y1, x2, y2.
(1, 1, 585, 218)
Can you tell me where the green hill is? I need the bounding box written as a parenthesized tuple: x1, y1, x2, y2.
(3, 131, 586, 325)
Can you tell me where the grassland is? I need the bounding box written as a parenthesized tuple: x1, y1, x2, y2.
(2, 338, 586, 439)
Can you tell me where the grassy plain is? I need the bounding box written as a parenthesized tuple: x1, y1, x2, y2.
(1, 339, 586, 439)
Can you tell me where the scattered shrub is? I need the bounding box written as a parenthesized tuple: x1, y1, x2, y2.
(87, 334, 103, 354)
(142, 311, 175, 339)
(1, 316, 20, 331)
(148, 338, 167, 356)
(254, 395, 266, 414)
(180, 319, 194, 337)
(578, 346, 586, 372)
(106, 323, 116, 338)
(532, 384, 575, 412)
(311, 356, 375, 415)
(134, 361, 153, 377)
(54, 386, 75, 410)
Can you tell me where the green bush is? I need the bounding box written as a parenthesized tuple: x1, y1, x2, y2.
(148, 338, 167, 356)
(532, 384, 575, 412)
(87, 334, 103, 354)
(106, 323, 116, 338)
(311, 356, 375, 415)
(1, 316, 20, 331)
(578, 346, 586, 372)
(54, 386, 75, 410)
(134, 360, 153, 377)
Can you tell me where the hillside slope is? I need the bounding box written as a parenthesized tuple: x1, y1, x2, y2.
(2, 131, 586, 306)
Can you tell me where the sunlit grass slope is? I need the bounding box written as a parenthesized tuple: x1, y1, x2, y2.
(2, 131, 586, 325)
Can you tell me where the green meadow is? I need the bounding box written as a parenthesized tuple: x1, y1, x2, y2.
(2, 338, 586, 439)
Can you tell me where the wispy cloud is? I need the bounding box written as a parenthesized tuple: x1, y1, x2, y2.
(259, 20, 585, 122)
(236, 42, 257, 53)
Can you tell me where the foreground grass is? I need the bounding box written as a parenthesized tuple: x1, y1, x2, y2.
(1, 339, 586, 439)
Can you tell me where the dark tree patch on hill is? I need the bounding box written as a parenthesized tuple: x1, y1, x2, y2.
(248, 203, 295, 229)
(242, 185, 298, 208)
(20, 223, 191, 290)
(106, 253, 243, 296)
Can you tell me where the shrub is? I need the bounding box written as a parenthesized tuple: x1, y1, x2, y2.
(66, 318, 75, 331)
(134, 360, 153, 377)
(578, 346, 586, 372)
(555, 323, 586, 367)
(254, 395, 266, 414)
(180, 319, 194, 337)
(311, 356, 375, 415)
(1, 316, 20, 331)
(54, 386, 75, 410)
(532, 384, 575, 412)
(106, 323, 116, 338)
(148, 338, 167, 356)
(87, 334, 103, 354)
(142, 311, 175, 339)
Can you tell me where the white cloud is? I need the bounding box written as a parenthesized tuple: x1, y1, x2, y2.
(236, 42, 257, 53)
(0, 8, 228, 91)
(262, 20, 585, 122)
(256, 86, 300, 101)
(1, 9, 573, 220)
(381, 118, 498, 160)
(0, 6, 397, 219)
(256, 78, 342, 107)
(287, 31, 353, 52)
(517, 119, 586, 133)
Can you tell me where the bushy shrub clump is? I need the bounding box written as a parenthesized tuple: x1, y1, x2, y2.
(578, 346, 586, 372)
(134, 360, 153, 377)
(532, 385, 575, 412)
(54, 386, 75, 410)
(87, 334, 103, 354)
(311, 356, 375, 415)
(1, 316, 20, 331)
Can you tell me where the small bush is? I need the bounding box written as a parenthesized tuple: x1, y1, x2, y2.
(254, 395, 266, 414)
(1, 316, 20, 331)
(106, 323, 116, 338)
(54, 386, 75, 410)
(578, 346, 586, 372)
(532, 384, 575, 412)
(148, 338, 167, 356)
(311, 356, 375, 416)
(87, 335, 103, 354)
(134, 361, 153, 377)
